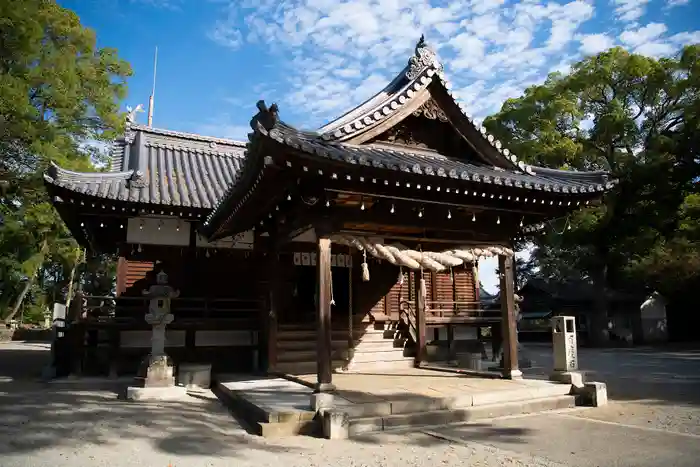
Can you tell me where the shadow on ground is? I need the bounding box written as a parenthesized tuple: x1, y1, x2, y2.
(0, 381, 298, 458)
(521, 344, 700, 407)
(0, 342, 51, 381)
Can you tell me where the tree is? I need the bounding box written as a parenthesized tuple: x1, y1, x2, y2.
(485, 45, 700, 344)
(0, 0, 131, 320)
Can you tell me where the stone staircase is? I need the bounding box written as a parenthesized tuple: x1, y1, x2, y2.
(273, 321, 415, 375)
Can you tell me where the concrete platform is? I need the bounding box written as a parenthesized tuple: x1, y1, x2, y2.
(215, 375, 319, 437)
(216, 368, 581, 439)
(126, 385, 188, 401)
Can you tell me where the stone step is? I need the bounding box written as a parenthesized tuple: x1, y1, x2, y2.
(344, 357, 416, 373)
(348, 395, 576, 437)
(214, 378, 320, 438)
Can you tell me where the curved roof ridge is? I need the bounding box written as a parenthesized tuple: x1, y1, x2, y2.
(318, 35, 443, 139)
(128, 123, 247, 147)
(46, 161, 134, 180)
(526, 164, 610, 178)
(317, 65, 411, 134)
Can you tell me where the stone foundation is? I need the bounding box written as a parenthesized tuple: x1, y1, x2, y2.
(177, 363, 212, 390)
(134, 354, 175, 388)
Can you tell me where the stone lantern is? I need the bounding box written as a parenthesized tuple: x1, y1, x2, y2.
(127, 270, 186, 401)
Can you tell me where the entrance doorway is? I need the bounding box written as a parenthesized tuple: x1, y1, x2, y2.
(286, 265, 351, 324)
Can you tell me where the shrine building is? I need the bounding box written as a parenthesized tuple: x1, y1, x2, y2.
(45, 37, 615, 387)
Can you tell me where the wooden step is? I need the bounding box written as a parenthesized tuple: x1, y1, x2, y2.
(349, 348, 412, 363)
(345, 357, 416, 372)
(353, 338, 407, 352)
(277, 339, 350, 351)
(277, 349, 348, 363)
(273, 360, 346, 376)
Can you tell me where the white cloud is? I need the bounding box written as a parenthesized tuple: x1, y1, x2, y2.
(208, 1, 700, 127)
(666, 0, 690, 7)
(131, 0, 182, 9)
(618, 23, 682, 57)
(579, 33, 615, 55)
(611, 0, 651, 23)
(620, 23, 667, 47)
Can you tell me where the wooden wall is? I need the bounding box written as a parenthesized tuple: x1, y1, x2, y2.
(357, 259, 478, 322)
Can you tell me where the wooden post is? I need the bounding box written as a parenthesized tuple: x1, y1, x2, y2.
(498, 255, 521, 379)
(116, 257, 127, 296)
(414, 269, 427, 367)
(347, 259, 354, 368)
(315, 236, 335, 392)
(267, 242, 280, 372)
(254, 230, 278, 373)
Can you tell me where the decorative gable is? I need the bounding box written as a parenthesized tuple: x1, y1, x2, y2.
(367, 98, 483, 162)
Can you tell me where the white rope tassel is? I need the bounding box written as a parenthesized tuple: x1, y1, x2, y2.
(361, 250, 370, 282)
(330, 270, 335, 306)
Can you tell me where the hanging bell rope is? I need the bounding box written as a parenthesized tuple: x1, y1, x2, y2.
(361, 249, 370, 282)
(330, 270, 335, 306)
(331, 234, 514, 272)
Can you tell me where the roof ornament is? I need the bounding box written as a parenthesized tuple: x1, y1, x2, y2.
(129, 170, 148, 188)
(126, 104, 145, 124)
(406, 35, 442, 80)
(250, 100, 280, 131)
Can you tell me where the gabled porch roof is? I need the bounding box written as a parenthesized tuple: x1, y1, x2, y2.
(202, 38, 616, 242)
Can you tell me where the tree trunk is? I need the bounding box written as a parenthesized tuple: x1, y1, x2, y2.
(4, 239, 49, 323)
(5, 275, 36, 323)
(65, 248, 84, 310)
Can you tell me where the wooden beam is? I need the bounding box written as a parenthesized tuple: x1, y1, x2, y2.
(315, 236, 335, 392)
(414, 268, 427, 367)
(498, 255, 522, 379)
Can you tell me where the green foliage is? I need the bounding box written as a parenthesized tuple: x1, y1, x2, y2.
(485, 44, 700, 336)
(0, 0, 131, 321)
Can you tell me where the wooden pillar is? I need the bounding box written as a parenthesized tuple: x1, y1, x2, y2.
(254, 231, 278, 373)
(315, 237, 335, 392)
(498, 255, 521, 379)
(267, 242, 280, 373)
(347, 260, 354, 367)
(414, 269, 427, 367)
(116, 257, 127, 296)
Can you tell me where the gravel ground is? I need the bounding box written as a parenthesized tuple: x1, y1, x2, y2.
(571, 400, 700, 436)
(0, 386, 566, 467)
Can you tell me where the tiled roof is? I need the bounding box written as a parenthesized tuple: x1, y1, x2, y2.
(266, 122, 614, 194)
(202, 115, 616, 238)
(45, 125, 246, 209)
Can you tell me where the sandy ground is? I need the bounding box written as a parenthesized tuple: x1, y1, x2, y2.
(1, 341, 699, 467)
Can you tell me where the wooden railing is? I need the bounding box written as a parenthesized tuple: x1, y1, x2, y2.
(402, 300, 501, 326)
(398, 300, 418, 343)
(74, 295, 261, 326)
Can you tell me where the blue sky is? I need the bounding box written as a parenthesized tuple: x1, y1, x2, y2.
(60, 0, 699, 292)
